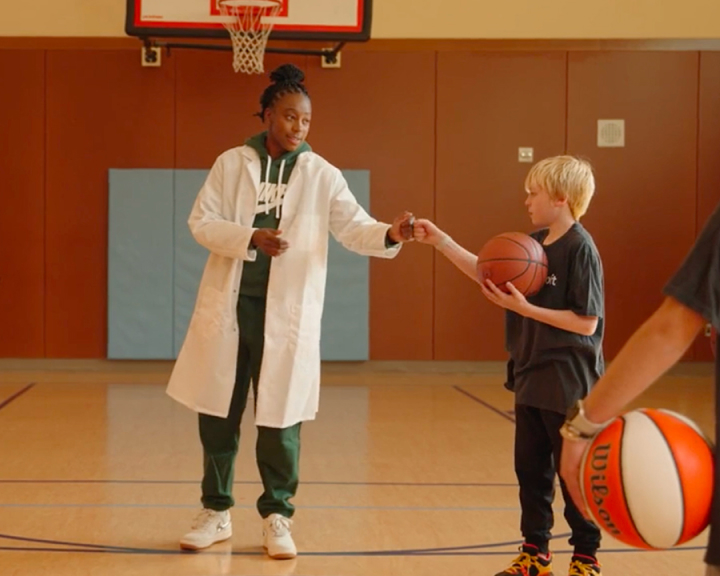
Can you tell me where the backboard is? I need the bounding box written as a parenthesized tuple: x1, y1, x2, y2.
(125, 0, 372, 42)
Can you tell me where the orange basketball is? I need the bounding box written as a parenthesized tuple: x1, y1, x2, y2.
(581, 408, 714, 549)
(476, 232, 548, 297)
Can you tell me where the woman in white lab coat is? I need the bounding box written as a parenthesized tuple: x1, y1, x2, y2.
(169, 64, 414, 558)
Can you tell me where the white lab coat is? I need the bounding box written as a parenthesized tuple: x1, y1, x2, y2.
(166, 145, 400, 428)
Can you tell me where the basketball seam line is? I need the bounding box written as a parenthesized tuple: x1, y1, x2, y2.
(502, 260, 532, 289)
(528, 256, 539, 294)
(498, 235, 533, 255)
(645, 410, 685, 547)
(621, 413, 652, 549)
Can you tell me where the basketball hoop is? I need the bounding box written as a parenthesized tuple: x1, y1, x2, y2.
(218, 0, 282, 74)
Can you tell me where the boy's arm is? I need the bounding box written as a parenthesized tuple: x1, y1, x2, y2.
(520, 301, 598, 336)
(411, 218, 482, 282)
(436, 237, 482, 284)
(480, 281, 598, 336)
(486, 238, 603, 336)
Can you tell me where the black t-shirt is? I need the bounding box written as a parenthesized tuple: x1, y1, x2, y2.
(505, 223, 605, 414)
(663, 202, 720, 566)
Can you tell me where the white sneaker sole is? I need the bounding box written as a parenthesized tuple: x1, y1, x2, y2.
(179, 527, 232, 551)
(263, 544, 297, 560)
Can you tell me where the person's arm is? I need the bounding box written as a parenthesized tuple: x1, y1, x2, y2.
(411, 219, 482, 282)
(189, 156, 258, 260)
(524, 303, 598, 336)
(560, 202, 720, 517)
(587, 296, 703, 421)
(328, 171, 410, 257)
(559, 297, 705, 517)
(481, 280, 598, 335)
(435, 236, 482, 283)
(482, 238, 603, 337)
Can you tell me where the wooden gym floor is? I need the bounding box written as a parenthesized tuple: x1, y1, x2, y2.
(0, 360, 713, 576)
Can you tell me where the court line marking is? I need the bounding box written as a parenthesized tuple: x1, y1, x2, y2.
(0, 503, 530, 511)
(0, 532, 705, 557)
(453, 385, 516, 423)
(0, 383, 36, 413)
(0, 479, 519, 487)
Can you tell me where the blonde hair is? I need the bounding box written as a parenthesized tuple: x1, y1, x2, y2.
(524, 156, 596, 220)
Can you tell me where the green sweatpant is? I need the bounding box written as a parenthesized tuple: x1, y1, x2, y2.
(198, 294, 301, 518)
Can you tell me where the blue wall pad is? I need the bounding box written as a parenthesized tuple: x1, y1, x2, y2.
(320, 170, 370, 361)
(107, 169, 174, 359)
(173, 170, 211, 357)
(108, 168, 371, 361)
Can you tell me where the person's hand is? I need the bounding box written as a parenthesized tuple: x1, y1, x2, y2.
(388, 211, 415, 243)
(559, 437, 593, 520)
(412, 218, 449, 247)
(251, 229, 289, 257)
(480, 279, 530, 315)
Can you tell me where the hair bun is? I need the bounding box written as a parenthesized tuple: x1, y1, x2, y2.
(269, 63, 305, 84)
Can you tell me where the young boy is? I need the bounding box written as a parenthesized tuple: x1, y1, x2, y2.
(559, 202, 720, 576)
(413, 156, 604, 576)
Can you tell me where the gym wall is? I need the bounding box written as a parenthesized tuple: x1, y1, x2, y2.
(1, 3, 718, 361)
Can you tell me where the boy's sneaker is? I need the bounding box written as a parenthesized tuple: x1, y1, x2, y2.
(569, 555, 601, 576)
(179, 508, 232, 550)
(262, 513, 297, 559)
(495, 544, 554, 576)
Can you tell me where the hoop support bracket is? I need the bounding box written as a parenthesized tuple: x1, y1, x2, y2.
(142, 38, 346, 66)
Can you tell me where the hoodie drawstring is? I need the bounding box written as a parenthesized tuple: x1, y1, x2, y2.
(276, 159, 286, 219)
(263, 157, 272, 215)
(260, 157, 288, 218)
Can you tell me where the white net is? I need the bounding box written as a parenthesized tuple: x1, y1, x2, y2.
(218, 0, 282, 74)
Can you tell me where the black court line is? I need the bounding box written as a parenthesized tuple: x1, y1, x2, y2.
(0, 532, 704, 557)
(0, 532, 543, 557)
(0, 479, 518, 487)
(453, 386, 516, 423)
(0, 383, 36, 413)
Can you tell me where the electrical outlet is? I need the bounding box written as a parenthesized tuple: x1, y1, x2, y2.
(518, 147, 534, 163)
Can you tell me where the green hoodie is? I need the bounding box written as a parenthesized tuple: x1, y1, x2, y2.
(239, 132, 312, 297)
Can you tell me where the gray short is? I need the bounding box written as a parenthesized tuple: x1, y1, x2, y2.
(708, 565, 720, 576)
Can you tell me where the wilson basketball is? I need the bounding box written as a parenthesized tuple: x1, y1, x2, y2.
(476, 232, 548, 296)
(580, 408, 714, 549)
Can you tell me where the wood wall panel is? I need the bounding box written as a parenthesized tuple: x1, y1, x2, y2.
(435, 52, 567, 360)
(0, 50, 45, 357)
(45, 51, 175, 357)
(305, 52, 436, 360)
(567, 52, 699, 359)
(0, 42, 717, 363)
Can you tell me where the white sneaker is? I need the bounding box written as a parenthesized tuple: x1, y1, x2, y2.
(262, 513, 297, 559)
(179, 509, 232, 550)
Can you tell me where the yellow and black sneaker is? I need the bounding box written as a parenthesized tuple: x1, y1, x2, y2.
(568, 555, 601, 576)
(494, 544, 554, 576)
